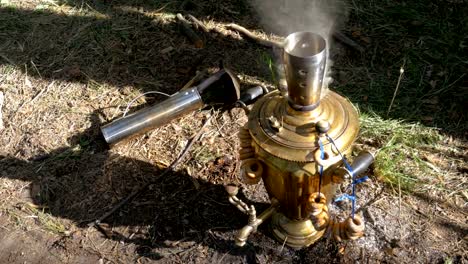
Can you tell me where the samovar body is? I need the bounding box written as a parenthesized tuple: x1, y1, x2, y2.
(230, 32, 373, 248)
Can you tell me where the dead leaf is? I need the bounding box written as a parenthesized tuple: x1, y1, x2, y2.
(352, 30, 361, 37)
(215, 156, 225, 165)
(208, 136, 215, 145)
(361, 36, 371, 44)
(67, 65, 81, 78)
(338, 246, 345, 254)
(177, 67, 191, 74)
(24, 76, 32, 88)
(191, 177, 200, 190)
(172, 123, 182, 132)
(422, 153, 443, 166)
(384, 247, 394, 255)
(160, 46, 174, 54)
(422, 97, 439, 105)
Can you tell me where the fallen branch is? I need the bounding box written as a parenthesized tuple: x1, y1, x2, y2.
(226, 23, 283, 49)
(332, 31, 364, 53)
(176, 13, 204, 48)
(226, 23, 364, 53)
(187, 14, 210, 33)
(88, 116, 212, 228)
(181, 69, 208, 90)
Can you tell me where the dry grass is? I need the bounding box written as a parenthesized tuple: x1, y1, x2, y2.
(0, 0, 467, 263)
(357, 113, 468, 211)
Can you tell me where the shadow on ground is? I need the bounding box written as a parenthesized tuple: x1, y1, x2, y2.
(0, 108, 351, 263)
(0, 0, 466, 136)
(0, 1, 271, 95)
(0, 110, 272, 262)
(1, 110, 465, 263)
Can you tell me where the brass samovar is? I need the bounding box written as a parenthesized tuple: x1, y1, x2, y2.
(226, 32, 374, 248)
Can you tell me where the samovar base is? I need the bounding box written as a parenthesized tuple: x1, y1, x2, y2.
(271, 212, 325, 249)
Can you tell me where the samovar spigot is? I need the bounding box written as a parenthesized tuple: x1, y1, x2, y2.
(225, 185, 279, 247)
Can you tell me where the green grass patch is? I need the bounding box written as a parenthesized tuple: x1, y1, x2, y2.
(259, 51, 278, 87)
(24, 204, 66, 234)
(1, 207, 24, 227)
(335, 0, 468, 134)
(360, 112, 442, 191)
(0, 203, 66, 234)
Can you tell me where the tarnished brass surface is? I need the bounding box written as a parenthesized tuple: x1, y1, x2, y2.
(308, 192, 365, 242)
(247, 91, 359, 162)
(232, 31, 363, 248)
(235, 199, 279, 247)
(271, 213, 325, 249)
(239, 89, 360, 248)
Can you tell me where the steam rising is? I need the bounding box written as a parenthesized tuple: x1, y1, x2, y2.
(251, 0, 347, 95)
(251, 0, 347, 43)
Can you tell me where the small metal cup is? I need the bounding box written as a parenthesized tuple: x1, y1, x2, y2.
(283, 32, 327, 111)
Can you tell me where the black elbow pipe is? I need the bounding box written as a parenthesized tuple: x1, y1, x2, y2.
(347, 151, 374, 177)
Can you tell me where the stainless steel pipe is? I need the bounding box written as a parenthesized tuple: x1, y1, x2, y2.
(101, 88, 203, 144)
(100, 68, 240, 145)
(283, 32, 327, 111)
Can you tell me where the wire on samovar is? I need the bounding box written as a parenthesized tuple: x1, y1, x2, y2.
(316, 138, 326, 203)
(325, 134, 370, 219)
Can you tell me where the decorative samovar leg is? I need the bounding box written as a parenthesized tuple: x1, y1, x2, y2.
(225, 185, 280, 246)
(308, 192, 365, 242)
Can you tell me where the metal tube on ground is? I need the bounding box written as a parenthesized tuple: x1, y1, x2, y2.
(101, 88, 203, 145)
(100, 68, 241, 145)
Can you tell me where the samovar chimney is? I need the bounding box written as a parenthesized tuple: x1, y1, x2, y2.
(283, 32, 327, 111)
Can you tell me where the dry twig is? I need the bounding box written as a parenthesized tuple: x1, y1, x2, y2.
(387, 62, 406, 116)
(333, 31, 364, 53)
(226, 23, 283, 49)
(187, 14, 210, 33)
(181, 69, 207, 90)
(29, 80, 55, 105)
(88, 116, 213, 228)
(176, 13, 204, 48)
(226, 23, 364, 53)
